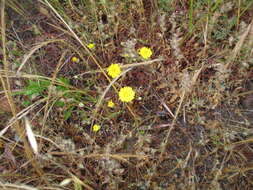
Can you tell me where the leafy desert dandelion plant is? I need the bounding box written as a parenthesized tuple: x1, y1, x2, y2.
(119, 86, 135, 103)
(107, 64, 121, 78)
(138, 47, 153, 59)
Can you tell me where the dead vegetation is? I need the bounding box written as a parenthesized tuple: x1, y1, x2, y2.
(0, 0, 253, 189)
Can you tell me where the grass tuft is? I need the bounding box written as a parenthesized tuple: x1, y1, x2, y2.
(0, 0, 252, 189)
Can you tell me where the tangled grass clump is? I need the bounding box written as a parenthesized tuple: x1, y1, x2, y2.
(1, 0, 253, 189)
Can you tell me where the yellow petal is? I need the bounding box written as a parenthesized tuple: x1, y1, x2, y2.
(92, 124, 101, 132)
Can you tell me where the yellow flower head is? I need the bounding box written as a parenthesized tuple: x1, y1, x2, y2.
(92, 124, 101, 132)
(71, 56, 79, 63)
(87, 43, 95, 49)
(119, 86, 135, 103)
(107, 100, 115, 108)
(107, 64, 121, 78)
(138, 47, 152, 59)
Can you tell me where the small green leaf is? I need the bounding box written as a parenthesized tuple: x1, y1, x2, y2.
(24, 80, 50, 96)
(64, 107, 74, 120)
(56, 77, 70, 91)
(22, 100, 31, 106)
(55, 100, 65, 107)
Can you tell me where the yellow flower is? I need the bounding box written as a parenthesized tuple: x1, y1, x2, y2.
(92, 124, 101, 132)
(107, 64, 121, 78)
(87, 43, 95, 49)
(107, 100, 115, 108)
(71, 56, 79, 63)
(138, 47, 152, 59)
(118, 86, 135, 103)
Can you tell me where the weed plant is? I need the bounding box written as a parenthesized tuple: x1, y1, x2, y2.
(0, 0, 252, 189)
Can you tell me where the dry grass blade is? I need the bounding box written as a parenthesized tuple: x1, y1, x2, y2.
(49, 152, 147, 162)
(35, 134, 63, 150)
(25, 117, 38, 155)
(226, 137, 253, 149)
(121, 58, 164, 68)
(39, 51, 68, 149)
(41, 156, 94, 190)
(203, 15, 209, 56)
(71, 175, 94, 190)
(147, 66, 203, 186)
(59, 178, 72, 186)
(42, 0, 104, 75)
(0, 0, 43, 177)
(81, 153, 147, 163)
(0, 97, 47, 138)
(74, 58, 163, 78)
(225, 17, 253, 68)
(17, 39, 65, 74)
(48, 151, 146, 174)
(0, 124, 11, 138)
(161, 66, 203, 158)
(0, 183, 39, 190)
(6, 0, 26, 18)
